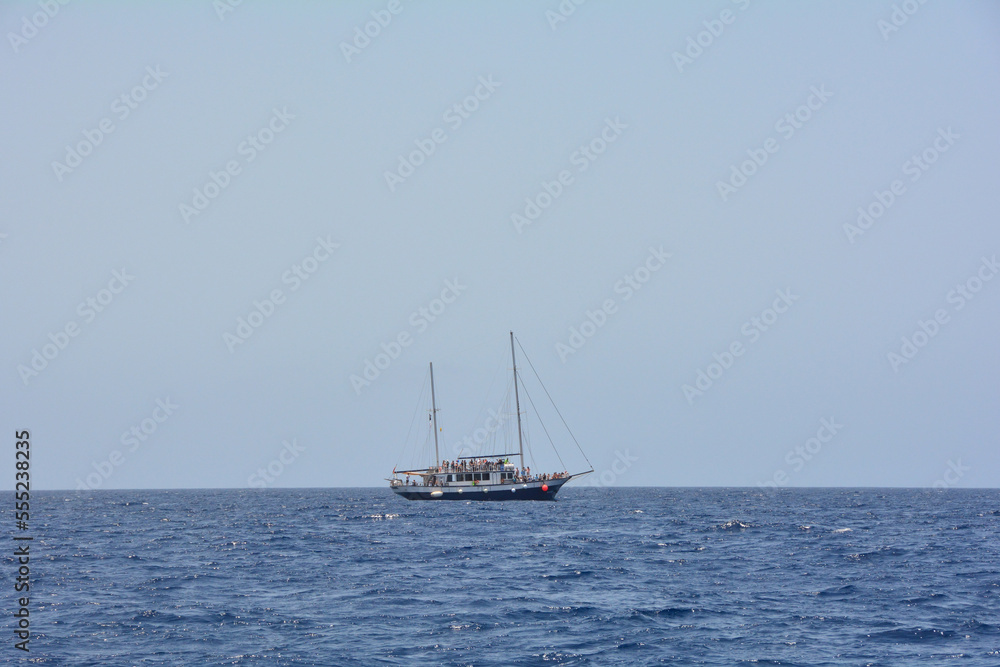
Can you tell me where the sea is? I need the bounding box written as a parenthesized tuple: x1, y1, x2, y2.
(6, 487, 1000, 665)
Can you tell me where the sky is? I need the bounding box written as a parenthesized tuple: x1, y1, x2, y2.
(2, 1, 998, 491)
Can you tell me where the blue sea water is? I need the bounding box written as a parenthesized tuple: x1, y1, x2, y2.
(5, 487, 1000, 665)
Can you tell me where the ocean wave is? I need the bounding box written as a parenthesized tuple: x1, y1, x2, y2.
(717, 519, 755, 530)
(817, 584, 858, 598)
(866, 626, 957, 642)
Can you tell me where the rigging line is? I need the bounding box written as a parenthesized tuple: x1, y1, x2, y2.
(502, 373, 516, 453)
(516, 376, 567, 472)
(494, 374, 515, 457)
(420, 402, 435, 469)
(469, 347, 509, 455)
(513, 375, 535, 468)
(483, 374, 509, 457)
(396, 368, 431, 471)
(520, 402, 535, 469)
(515, 335, 594, 471)
(483, 372, 511, 458)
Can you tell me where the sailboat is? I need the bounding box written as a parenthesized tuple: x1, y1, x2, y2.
(388, 332, 592, 501)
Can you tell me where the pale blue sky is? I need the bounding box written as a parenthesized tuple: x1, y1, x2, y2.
(2, 1, 998, 490)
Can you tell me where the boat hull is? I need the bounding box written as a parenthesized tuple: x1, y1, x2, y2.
(391, 476, 572, 501)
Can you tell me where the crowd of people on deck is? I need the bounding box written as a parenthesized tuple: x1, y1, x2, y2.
(401, 459, 568, 487)
(440, 458, 508, 473)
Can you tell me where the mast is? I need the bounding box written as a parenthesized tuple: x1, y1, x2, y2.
(510, 331, 524, 470)
(429, 362, 440, 468)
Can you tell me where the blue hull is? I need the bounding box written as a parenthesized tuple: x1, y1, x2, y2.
(392, 476, 571, 501)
